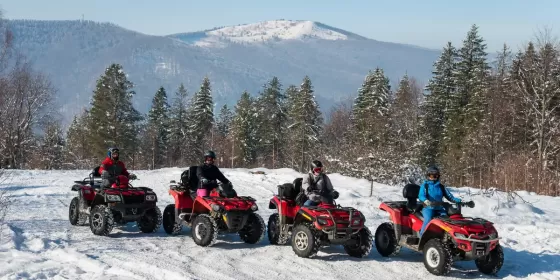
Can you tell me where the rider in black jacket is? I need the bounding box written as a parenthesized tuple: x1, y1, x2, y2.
(196, 150, 235, 197)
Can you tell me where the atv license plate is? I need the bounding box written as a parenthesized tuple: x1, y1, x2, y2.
(476, 249, 485, 256)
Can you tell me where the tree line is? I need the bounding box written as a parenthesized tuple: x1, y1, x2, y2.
(1, 19, 559, 196)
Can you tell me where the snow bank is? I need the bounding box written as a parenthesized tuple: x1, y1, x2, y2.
(0, 168, 559, 279)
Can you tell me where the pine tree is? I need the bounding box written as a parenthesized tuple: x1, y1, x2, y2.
(391, 74, 422, 161)
(421, 42, 458, 166)
(85, 64, 143, 163)
(231, 91, 256, 166)
(217, 104, 234, 137)
(254, 77, 287, 168)
(39, 120, 65, 170)
(145, 86, 170, 169)
(65, 111, 93, 168)
(168, 83, 191, 166)
(287, 76, 323, 172)
(189, 77, 214, 157)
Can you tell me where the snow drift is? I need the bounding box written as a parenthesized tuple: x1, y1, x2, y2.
(1, 168, 559, 279)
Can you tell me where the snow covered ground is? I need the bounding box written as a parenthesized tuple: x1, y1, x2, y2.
(0, 167, 559, 280)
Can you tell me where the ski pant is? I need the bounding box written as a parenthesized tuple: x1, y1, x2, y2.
(420, 208, 447, 236)
(304, 194, 333, 207)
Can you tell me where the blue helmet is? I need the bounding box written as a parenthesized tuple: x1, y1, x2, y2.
(107, 147, 120, 158)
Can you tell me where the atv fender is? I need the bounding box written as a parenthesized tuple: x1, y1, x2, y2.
(418, 220, 447, 250)
(293, 208, 315, 225)
(90, 193, 107, 209)
(268, 198, 277, 209)
(379, 203, 403, 241)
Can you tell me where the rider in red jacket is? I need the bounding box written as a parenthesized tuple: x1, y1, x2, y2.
(99, 147, 136, 187)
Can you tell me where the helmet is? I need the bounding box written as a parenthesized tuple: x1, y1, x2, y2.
(426, 166, 440, 179)
(311, 160, 323, 173)
(204, 150, 216, 159)
(107, 147, 120, 158)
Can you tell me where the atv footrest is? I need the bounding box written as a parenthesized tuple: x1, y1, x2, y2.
(405, 236, 419, 245)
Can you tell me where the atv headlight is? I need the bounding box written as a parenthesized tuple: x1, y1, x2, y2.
(454, 233, 467, 239)
(145, 195, 156, 201)
(250, 204, 258, 211)
(106, 194, 121, 202)
(489, 232, 498, 239)
(352, 219, 361, 226)
(211, 204, 222, 212)
(317, 218, 328, 225)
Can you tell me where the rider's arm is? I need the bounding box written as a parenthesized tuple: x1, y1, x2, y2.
(215, 167, 230, 185)
(119, 161, 130, 177)
(443, 186, 461, 203)
(418, 182, 428, 202)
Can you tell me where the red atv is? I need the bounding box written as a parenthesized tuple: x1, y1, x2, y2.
(162, 166, 265, 247)
(68, 167, 162, 236)
(267, 178, 373, 258)
(375, 183, 504, 276)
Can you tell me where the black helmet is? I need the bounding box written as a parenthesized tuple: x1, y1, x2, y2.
(312, 160, 323, 169)
(426, 166, 440, 178)
(204, 150, 216, 159)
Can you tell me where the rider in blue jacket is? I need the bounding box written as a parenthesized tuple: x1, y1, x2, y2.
(418, 166, 461, 236)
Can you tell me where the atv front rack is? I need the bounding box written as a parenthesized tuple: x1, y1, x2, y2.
(307, 206, 363, 241)
(453, 234, 501, 243)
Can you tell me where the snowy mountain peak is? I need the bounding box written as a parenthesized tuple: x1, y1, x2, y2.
(169, 20, 367, 47)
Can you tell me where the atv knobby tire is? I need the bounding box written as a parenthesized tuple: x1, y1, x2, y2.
(267, 213, 289, 245)
(192, 214, 218, 247)
(162, 204, 183, 235)
(69, 197, 88, 226)
(422, 238, 454, 276)
(239, 212, 265, 244)
(291, 223, 321, 258)
(475, 244, 504, 275)
(344, 227, 373, 258)
(89, 205, 115, 236)
(138, 206, 162, 233)
(375, 222, 401, 256)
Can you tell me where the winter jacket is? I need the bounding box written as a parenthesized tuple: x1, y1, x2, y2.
(196, 164, 230, 189)
(99, 157, 129, 177)
(305, 172, 334, 202)
(418, 179, 461, 210)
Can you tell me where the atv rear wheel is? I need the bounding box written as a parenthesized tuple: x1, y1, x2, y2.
(191, 214, 218, 247)
(239, 213, 265, 244)
(343, 227, 373, 258)
(69, 197, 87, 226)
(374, 222, 401, 256)
(89, 205, 114, 236)
(138, 206, 162, 233)
(422, 238, 453, 276)
(291, 223, 321, 258)
(267, 213, 289, 245)
(475, 244, 504, 275)
(162, 204, 183, 235)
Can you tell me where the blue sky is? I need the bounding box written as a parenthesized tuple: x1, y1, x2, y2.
(1, 0, 558, 52)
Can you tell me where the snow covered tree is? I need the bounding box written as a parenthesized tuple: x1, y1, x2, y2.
(421, 42, 458, 166)
(390, 74, 423, 163)
(214, 104, 234, 167)
(254, 77, 287, 168)
(189, 77, 214, 157)
(144, 86, 170, 169)
(230, 91, 257, 167)
(352, 68, 391, 149)
(168, 83, 191, 166)
(65, 111, 93, 168)
(38, 119, 65, 169)
(287, 76, 323, 172)
(85, 64, 143, 163)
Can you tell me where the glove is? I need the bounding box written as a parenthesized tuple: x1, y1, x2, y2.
(424, 200, 432, 206)
(306, 186, 313, 193)
(201, 178, 208, 184)
(129, 174, 137, 180)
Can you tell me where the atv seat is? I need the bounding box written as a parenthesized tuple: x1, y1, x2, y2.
(92, 166, 101, 178)
(403, 183, 423, 214)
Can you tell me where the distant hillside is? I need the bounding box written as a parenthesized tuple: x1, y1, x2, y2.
(7, 19, 441, 125)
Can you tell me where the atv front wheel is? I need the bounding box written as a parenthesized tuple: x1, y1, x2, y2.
(375, 222, 401, 256)
(69, 197, 87, 226)
(291, 223, 321, 258)
(422, 238, 454, 276)
(162, 204, 183, 235)
(239, 213, 265, 244)
(191, 214, 218, 247)
(343, 227, 373, 258)
(475, 244, 504, 275)
(138, 206, 163, 233)
(267, 213, 289, 245)
(89, 205, 115, 236)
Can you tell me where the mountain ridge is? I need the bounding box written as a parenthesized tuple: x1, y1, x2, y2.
(6, 19, 442, 125)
